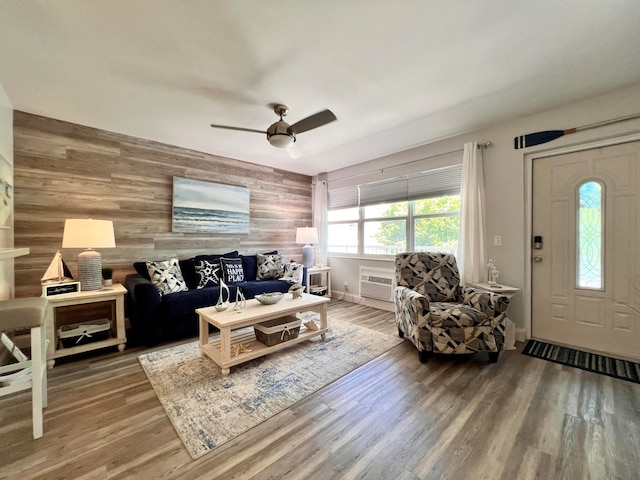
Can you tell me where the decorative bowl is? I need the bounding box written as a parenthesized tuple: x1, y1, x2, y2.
(255, 292, 284, 305)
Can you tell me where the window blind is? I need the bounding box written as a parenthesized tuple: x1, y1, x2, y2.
(358, 164, 462, 207)
(328, 186, 358, 209)
(407, 164, 463, 200)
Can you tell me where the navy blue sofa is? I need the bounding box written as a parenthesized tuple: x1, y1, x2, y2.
(125, 251, 306, 346)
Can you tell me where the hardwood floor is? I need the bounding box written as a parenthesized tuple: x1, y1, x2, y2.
(1, 300, 639, 479)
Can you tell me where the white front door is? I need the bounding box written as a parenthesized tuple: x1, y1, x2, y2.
(531, 141, 640, 361)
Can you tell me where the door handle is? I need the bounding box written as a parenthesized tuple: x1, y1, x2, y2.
(533, 256, 543, 262)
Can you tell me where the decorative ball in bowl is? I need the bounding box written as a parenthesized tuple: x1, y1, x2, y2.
(255, 292, 284, 305)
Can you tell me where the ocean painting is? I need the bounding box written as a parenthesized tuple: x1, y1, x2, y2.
(172, 177, 250, 234)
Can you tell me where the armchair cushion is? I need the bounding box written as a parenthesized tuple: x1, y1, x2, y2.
(429, 302, 489, 328)
(396, 252, 459, 301)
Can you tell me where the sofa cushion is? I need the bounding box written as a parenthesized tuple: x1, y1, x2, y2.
(133, 261, 151, 280)
(192, 250, 239, 263)
(256, 253, 285, 280)
(178, 259, 197, 289)
(194, 259, 221, 289)
(221, 257, 245, 283)
(280, 262, 304, 284)
(182, 250, 239, 289)
(241, 251, 277, 282)
(146, 258, 189, 295)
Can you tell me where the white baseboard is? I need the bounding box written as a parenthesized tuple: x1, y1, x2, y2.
(515, 329, 527, 344)
(331, 290, 394, 312)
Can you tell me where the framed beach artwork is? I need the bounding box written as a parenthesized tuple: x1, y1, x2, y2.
(0, 153, 12, 229)
(172, 177, 250, 234)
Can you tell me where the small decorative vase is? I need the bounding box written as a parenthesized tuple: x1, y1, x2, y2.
(288, 283, 304, 299)
(487, 259, 497, 285)
(215, 280, 230, 311)
(234, 289, 246, 313)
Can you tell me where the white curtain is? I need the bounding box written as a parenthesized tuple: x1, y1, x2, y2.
(312, 179, 328, 266)
(458, 142, 487, 284)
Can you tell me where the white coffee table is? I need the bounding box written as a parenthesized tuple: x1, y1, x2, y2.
(196, 293, 330, 375)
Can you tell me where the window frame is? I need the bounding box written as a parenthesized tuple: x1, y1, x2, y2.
(575, 179, 605, 291)
(327, 195, 460, 258)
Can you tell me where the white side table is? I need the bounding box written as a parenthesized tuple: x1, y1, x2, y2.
(43, 283, 127, 367)
(468, 282, 521, 350)
(305, 266, 332, 297)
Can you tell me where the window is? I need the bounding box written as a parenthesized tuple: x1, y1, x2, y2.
(577, 181, 603, 289)
(328, 195, 460, 256)
(327, 164, 462, 257)
(327, 208, 359, 254)
(363, 202, 408, 255)
(413, 195, 460, 253)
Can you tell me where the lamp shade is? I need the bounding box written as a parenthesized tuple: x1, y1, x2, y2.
(296, 227, 318, 245)
(62, 219, 116, 249)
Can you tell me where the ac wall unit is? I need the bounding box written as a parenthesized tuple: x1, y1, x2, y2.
(359, 267, 396, 302)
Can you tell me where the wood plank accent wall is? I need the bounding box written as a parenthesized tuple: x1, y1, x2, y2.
(12, 111, 312, 298)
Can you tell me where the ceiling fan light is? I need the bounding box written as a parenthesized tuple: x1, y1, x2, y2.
(268, 133, 295, 148)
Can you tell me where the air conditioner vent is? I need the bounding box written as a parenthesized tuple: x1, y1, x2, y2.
(359, 267, 395, 302)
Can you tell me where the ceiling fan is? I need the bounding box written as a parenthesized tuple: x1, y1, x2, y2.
(210, 104, 337, 149)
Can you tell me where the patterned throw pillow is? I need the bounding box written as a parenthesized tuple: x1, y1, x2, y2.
(194, 259, 220, 289)
(220, 257, 245, 283)
(280, 262, 304, 284)
(146, 258, 188, 295)
(256, 253, 285, 280)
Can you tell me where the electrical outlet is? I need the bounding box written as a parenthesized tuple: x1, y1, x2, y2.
(494, 235, 503, 247)
(344, 281, 349, 290)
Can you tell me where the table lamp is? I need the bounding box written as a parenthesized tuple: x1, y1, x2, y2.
(62, 219, 116, 291)
(296, 226, 318, 268)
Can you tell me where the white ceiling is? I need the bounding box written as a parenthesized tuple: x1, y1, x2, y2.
(2, 1, 640, 176)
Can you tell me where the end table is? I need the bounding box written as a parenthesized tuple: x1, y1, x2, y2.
(43, 283, 127, 367)
(305, 266, 332, 297)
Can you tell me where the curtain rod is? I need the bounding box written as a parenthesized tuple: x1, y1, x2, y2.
(327, 141, 491, 183)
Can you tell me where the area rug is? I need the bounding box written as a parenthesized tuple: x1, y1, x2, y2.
(138, 316, 402, 459)
(522, 339, 640, 384)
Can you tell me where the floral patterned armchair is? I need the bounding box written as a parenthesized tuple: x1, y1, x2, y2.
(393, 252, 509, 363)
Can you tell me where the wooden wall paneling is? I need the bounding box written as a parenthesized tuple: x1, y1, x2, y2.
(12, 111, 312, 298)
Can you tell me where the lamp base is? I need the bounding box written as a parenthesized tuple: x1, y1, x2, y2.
(302, 244, 315, 268)
(78, 249, 103, 291)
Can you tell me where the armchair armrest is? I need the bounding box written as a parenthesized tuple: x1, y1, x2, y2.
(460, 286, 509, 327)
(124, 273, 164, 346)
(394, 286, 433, 352)
(393, 286, 431, 330)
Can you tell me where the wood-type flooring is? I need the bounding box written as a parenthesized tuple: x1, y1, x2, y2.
(1, 300, 638, 479)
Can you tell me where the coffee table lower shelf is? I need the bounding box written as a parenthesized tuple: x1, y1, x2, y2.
(200, 324, 327, 374)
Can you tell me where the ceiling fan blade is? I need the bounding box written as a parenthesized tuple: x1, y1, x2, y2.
(210, 124, 266, 134)
(290, 109, 337, 134)
(287, 143, 303, 159)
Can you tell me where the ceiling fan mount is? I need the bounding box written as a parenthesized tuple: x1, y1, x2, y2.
(272, 104, 289, 118)
(211, 103, 337, 150)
